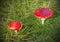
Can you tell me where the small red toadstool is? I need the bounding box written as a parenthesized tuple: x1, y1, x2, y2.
(34, 8, 54, 24)
(8, 20, 22, 33)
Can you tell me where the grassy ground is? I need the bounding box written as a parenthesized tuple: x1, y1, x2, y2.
(0, 0, 60, 42)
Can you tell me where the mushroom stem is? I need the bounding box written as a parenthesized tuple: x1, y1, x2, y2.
(15, 30, 17, 34)
(41, 18, 46, 24)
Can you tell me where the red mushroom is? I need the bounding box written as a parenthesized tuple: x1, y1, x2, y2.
(8, 20, 22, 33)
(34, 8, 54, 24)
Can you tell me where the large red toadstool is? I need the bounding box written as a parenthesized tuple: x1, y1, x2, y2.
(34, 8, 54, 24)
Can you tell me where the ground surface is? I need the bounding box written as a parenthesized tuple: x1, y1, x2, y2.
(0, 0, 60, 42)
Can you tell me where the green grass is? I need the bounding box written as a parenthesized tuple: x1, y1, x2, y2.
(0, 0, 60, 42)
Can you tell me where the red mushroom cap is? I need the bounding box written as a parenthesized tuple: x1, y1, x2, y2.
(34, 8, 54, 18)
(8, 21, 22, 30)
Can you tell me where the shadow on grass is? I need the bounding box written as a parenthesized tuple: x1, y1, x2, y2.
(0, 0, 9, 42)
(53, 26, 60, 42)
(0, 22, 6, 42)
(52, 0, 60, 18)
